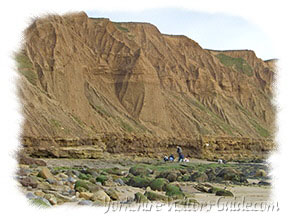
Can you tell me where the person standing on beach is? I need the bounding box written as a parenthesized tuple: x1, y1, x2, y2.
(177, 146, 184, 162)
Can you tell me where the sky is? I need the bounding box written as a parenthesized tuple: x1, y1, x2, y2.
(87, 8, 276, 60)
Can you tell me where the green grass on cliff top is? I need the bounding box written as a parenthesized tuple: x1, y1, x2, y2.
(216, 53, 253, 76)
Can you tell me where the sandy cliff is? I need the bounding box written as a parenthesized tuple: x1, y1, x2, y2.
(17, 12, 276, 160)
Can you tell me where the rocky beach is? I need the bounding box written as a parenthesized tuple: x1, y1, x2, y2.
(16, 154, 271, 208)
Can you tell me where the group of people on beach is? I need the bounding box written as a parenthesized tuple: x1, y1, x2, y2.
(163, 146, 189, 163)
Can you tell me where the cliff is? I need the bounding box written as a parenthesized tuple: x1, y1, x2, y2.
(17, 12, 276, 160)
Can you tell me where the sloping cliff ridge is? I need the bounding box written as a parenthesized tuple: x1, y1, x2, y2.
(17, 12, 276, 160)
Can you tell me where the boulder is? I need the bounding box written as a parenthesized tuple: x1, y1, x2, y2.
(114, 178, 125, 186)
(19, 177, 38, 188)
(103, 180, 116, 187)
(18, 154, 47, 166)
(95, 175, 108, 185)
(106, 167, 126, 176)
(156, 171, 180, 182)
(215, 189, 234, 197)
(164, 184, 185, 199)
(17, 168, 31, 177)
(194, 183, 212, 193)
(217, 168, 247, 183)
(258, 180, 271, 186)
(167, 173, 178, 182)
(150, 178, 169, 191)
(38, 167, 56, 181)
(129, 166, 152, 176)
(179, 175, 190, 182)
(255, 169, 267, 177)
(205, 169, 217, 181)
(37, 182, 53, 191)
(49, 191, 74, 203)
(127, 176, 152, 188)
(134, 192, 149, 203)
(34, 191, 45, 197)
(105, 188, 120, 200)
(144, 191, 171, 202)
(78, 173, 90, 180)
(91, 190, 111, 203)
(190, 172, 208, 182)
(74, 180, 102, 193)
(44, 194, 57, 205)
(79, 192, 94, 200)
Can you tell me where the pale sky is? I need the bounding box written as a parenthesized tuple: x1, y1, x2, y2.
(87, 8, 276, 61)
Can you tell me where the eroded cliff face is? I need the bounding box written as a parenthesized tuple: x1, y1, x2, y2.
(17, 12, 276, 160)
